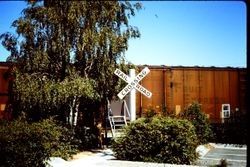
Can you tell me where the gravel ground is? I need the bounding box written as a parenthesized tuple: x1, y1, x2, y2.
(47, 143, 246, 167)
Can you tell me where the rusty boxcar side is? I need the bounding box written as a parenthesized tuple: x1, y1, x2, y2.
(137, 66, 247, 123)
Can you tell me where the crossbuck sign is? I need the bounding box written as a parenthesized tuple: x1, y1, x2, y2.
(114, 67, 152, 99)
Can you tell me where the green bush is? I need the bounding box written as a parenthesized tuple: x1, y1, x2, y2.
(111, 116, 199, 164)
(210, 108, 247, 144)
(0, 118, 78, 167)
(74, 125, 101, 150)
(144, 106, 157, 118)
(179, 102, 214, 145)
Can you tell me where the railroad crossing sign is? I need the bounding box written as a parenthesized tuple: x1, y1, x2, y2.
(114, 67, 152, 99)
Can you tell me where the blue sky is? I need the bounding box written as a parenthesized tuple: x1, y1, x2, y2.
(0, 1, 246, 67)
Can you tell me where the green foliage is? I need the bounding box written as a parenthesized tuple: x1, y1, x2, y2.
(210, 108, 247, 144)
(74, 125, 101, 150)
(1, 1, 142, 126)
(0, 118, 78, 167)
(1, 1, 143, 151)
(209, 159, 228, 167)
(12, 70, 97, 122)
(111, 116, 199, 165)
(144, 106, 157, 118)
(179, 101, 214, 145)
(218, 159, 228, 167)
(0, 1, 142, 100)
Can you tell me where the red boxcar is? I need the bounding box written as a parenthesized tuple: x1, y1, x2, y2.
(136, 66, 247, 123)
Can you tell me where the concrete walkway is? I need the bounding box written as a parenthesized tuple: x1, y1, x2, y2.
(196, 144, 247, 167)
(47, 148, 204, 167)
(47, 143, 247, 167)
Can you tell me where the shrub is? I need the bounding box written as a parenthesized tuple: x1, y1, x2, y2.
(144, 106, 157, 118)
(179, 102, 214, 145)
(74, 125, 101, 150)
(0, 118, 78, 167)
(210, 108, 247, 144)
(111, 116, 199, 164)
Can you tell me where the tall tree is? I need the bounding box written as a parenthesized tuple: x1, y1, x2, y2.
(1, 0, 141, 125)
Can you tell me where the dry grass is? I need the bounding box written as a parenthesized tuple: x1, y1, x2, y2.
(69, 149, 104, 161)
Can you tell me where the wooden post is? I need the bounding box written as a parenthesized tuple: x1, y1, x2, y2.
(129, 69, 136, 121)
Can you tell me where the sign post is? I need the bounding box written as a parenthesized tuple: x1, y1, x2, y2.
(129, 69, 136, 121)
(114, 67, 152, 121)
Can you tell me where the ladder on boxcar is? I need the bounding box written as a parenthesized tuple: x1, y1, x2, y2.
(107, 99, 130, 137)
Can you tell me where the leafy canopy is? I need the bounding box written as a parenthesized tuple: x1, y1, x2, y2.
(1, 1, 142, 122)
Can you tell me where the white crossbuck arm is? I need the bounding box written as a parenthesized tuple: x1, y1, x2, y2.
(114, 67, 152, 99)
